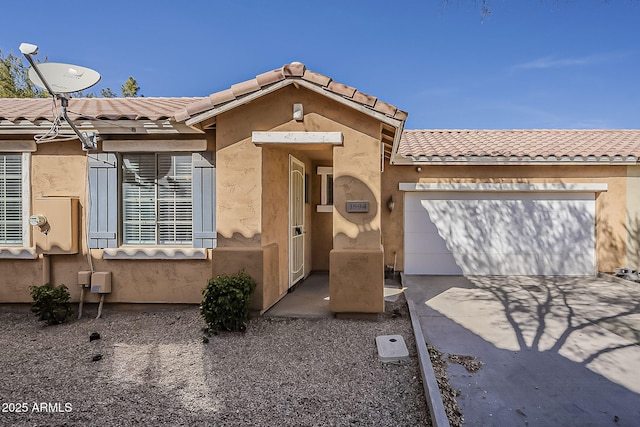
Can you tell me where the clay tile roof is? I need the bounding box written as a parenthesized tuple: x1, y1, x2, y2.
(0, 97, 204, 122)
(173, 62, 408, 123)
(399, 129, 640, 159)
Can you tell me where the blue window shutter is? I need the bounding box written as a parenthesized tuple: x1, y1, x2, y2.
(192, 152, 216, 248)
(88, 153, 118, 248)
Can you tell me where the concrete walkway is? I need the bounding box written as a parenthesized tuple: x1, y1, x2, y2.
(404, 275, 640, 427)
(263, 273, 332, 318)
(263, 272, 408, 318)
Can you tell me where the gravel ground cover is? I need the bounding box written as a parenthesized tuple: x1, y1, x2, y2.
(0, 297, 429, 426)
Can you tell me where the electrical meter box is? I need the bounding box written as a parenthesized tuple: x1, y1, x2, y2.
(77, 271, 92, 287)
(91, 272, 112, 294)
(32, 197, 79, 254)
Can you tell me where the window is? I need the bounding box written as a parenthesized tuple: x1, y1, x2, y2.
(122, 153, 193, 245)
(88, 151, 216, 256)
(0, 153, 24, 245)
(317, 166, 333, 212)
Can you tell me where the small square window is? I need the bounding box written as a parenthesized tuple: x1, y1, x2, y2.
(317, 166, 333, 213)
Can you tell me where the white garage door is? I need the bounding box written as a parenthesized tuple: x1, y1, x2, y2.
(404, 191, 596, 275)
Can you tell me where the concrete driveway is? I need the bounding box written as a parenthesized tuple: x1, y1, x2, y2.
(404, 275, 640, 427)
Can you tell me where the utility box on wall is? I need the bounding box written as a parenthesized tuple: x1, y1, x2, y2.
(91, 272, 112, 294)
(32, 197, 79, 254)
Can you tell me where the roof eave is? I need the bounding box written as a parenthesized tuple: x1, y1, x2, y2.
(294, 79, 404, 128)
(394, 155, 640, 166)
(0, 119, 203, 136)
(185, 79, 292, 127)
(389, 121, 406, 165)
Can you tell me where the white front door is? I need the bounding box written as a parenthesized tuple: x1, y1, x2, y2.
(289, 155, 305, 287)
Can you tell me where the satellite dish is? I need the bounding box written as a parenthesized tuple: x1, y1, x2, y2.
(28, 62, 101, 94)
(20, 42, 101, 150)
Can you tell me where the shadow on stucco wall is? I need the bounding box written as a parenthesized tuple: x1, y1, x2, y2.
(333, 175, 379, 248)
(624, 212, 640, 268)
(598, 217, 626, 273)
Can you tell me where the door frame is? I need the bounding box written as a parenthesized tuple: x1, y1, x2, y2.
(289, 155, 305, 288)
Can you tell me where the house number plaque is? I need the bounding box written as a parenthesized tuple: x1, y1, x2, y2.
(346, 201, 369, 213)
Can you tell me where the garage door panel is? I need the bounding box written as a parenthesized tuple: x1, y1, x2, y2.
(447, 253, 528, 275)
(552, 252, 595, 275)
(404, 208, 440, 233)
(405, 253, 463, 275)
(404, 192, 595, 275)
(453, 252, 593, 275)
(405, 252, 595, 276)
(404, 232, 452, 254)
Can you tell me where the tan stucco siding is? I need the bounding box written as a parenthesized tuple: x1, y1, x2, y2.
(261, 147, 289, 296)
(215, 139, 263, 246)
(73, 256, 211, 303)
(1, 143, 91, 303)
(325, 107, 385, 312)
(597, 171, 627, 272)
(330, 248, 384, 312)
(0, 140, 215, 304)
(213, 84, 387, 312)
(31, 143, 87, 198)
(0, 259, 42, 302)
(311, 161, 333, 271)
(332, 131, 382, 250)
(260, 147, 315, 297)
(382, 163, 629, 273)
(627, 166, 640, 268)
(302, 155, 313, 278)
(213, 85, 386, 310)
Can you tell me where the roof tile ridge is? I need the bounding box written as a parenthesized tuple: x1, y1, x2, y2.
(173, 61, 408, 123)
(174, 63, 295, 121)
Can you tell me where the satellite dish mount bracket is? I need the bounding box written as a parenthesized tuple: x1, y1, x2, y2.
(20, 42, 99, 151)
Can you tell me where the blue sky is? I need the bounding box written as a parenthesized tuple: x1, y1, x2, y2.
(1, 0, 639, 130)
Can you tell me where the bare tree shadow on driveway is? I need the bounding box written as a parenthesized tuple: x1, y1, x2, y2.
(405, 275, 640, 427)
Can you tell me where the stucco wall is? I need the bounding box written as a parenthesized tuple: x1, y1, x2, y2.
(382, 162, 629, 273)
(329, 249, 384, 313)
(213, 85, 387, 311)
(0, 140, 214, 304)
(215, 137, 263, 247)
(333, 134, 382, 250)
(260, 147, 289, 297)
(87, 256, 212, 303)
(311, 161, 333, 271)
(0, 259, 42, 302)
(627, 166, 640, 268)
(261, 146, 316, 297)
(0, 142, 90, 303)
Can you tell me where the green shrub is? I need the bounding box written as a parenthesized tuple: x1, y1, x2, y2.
(29, 283, 73, 325)
(200, 271, 257, 335)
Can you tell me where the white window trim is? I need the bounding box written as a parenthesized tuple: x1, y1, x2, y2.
(317, 166, 334, 213)
(0, 152, 35, 259)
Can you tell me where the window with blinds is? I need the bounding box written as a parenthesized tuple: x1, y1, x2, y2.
(122, 153, 192, 245)
(0, 154, 23, 246)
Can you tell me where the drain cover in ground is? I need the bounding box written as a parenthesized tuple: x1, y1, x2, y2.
(376, 335, 409, 362)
